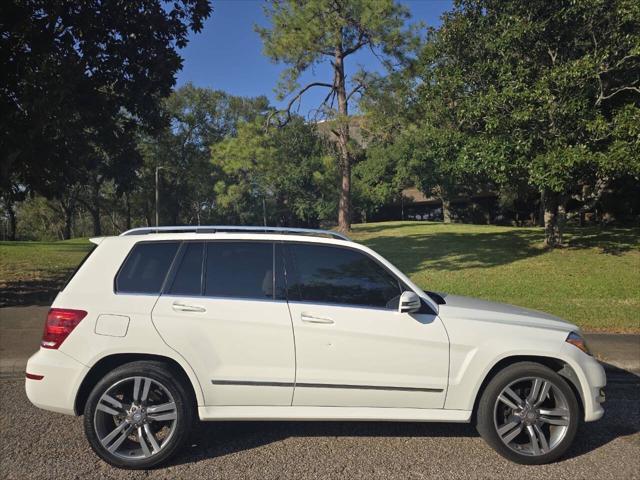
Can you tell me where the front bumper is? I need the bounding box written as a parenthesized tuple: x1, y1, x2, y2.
(25, 348, 88, 415)
(567, 345, 607, 422)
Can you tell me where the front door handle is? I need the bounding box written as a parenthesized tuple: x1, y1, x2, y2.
(172, 301, 206, 313)
(301, 313, 334, 324)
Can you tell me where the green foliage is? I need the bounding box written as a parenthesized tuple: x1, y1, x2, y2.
(211, 118, 337, 226)
(136, 84, 270, 226)
(257, 0, 421, 230)
(256, 0, 417, 100)
(0, 0, 212, 236)
(360, 0, 639, 237)
(425, 0, 640, 195)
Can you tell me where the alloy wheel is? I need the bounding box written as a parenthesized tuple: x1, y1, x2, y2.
(493, 376, 570, 456)
(93, 376, 178, 460)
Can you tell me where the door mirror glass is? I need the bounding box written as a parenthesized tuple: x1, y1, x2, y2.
(399, 291, 421, 313)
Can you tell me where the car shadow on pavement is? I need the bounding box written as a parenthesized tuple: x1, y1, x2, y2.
(177, 420, 478, 466)
(563, 364, 640, 461)
(168, 364, 639, 467)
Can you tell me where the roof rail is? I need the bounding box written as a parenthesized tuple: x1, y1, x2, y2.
(119, 225, 351, 241)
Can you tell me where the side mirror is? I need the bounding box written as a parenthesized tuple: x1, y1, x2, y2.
(399, 291, 421, 314)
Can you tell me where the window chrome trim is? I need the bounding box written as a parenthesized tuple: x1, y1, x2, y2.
(160, 294, 288, 304)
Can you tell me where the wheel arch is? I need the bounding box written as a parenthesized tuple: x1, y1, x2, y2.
(470, 355, 585, 422)
(74, 353, 201, 416)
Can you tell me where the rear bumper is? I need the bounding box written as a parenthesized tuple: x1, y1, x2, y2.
(25, 348, 88, 415)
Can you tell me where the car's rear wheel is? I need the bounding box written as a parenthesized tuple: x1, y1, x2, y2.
(83, 361, 193, 469)
(476, 362, 579, 464)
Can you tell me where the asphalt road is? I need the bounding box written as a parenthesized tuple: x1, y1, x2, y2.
(1, 371, 639, 480)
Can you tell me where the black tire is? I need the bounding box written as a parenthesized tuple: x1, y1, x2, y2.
(83, 360, 194, 469)
(475, 361, 579, 465)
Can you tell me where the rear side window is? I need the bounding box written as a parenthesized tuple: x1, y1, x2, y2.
(286, 243, 402, 309)
(205, 242, 274, 300)
(115, 242, 180, 294)
(167, 242, 205, 296)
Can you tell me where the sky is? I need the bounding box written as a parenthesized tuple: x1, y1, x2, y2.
(176, 0, 453, 116)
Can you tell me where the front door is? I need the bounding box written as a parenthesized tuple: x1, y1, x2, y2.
(152, 240, 295, 406)
(284, 242, 449, 409)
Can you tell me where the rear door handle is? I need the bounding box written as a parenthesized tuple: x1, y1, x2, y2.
(301, 313, 334, 324)
(172, 301, 206, 313)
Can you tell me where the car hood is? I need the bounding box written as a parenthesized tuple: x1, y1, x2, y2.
(434, 293, 577, 332)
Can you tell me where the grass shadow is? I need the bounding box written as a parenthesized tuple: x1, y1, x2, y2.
(356, 223, 639, 276)
(0, 273, 71, 307)
(362, 229, 546, 274)
(564, 227, 640, 255)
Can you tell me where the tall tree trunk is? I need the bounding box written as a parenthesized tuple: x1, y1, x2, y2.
(542, 189, 561, 248)
(338, 157, 351, 230)
(5, 198, 17, 240)
(557, 197, 567, 246)
(124, 193, 132, 230)
(334, 47, 351, 233)
(442, 197, 452, 224)
(538, 191, 545, 227)
(78, 178, 102, 236)
(60, 200, 74, 240)
(89, 205, 101, 236)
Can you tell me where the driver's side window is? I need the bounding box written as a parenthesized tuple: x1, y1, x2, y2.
(285, 243, 403, 309)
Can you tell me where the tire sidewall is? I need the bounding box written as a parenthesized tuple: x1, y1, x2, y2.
(476, 362, 580, 465)
(83, 361, 193, 470)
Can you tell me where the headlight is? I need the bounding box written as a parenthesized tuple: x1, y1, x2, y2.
(566, 331, 591, 355)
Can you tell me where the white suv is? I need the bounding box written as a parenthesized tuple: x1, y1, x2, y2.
(25, 226, 606, 469)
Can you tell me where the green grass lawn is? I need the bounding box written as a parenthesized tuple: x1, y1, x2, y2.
(0, 238, 93, 307)
(351, 222, 640, 333)
(1, 222, 639, 332)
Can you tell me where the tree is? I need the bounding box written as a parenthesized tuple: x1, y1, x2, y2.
(256, 0, 419, 232)
(211, 117, 337, 227)
(417, 0, 640, 246)
(0, 0, 212, 236)
(135, 85, 270, 226)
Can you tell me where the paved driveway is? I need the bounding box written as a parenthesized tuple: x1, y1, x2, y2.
(1, 306, 639, 478)
(1, 371, 639, 479)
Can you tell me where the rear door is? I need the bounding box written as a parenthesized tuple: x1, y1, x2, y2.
(151, 240, 295, 406)
(284, 242, 449, 409)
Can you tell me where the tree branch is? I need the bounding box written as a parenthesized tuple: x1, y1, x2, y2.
(343, 31, 368, 57)
(595, 83, 640, 106)
(266, 82, 335, 127)
(346, 84, 364, 103)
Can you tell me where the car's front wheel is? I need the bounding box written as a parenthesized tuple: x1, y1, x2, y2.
(83, 361, 194, 469)
(476, 361, 579, 464)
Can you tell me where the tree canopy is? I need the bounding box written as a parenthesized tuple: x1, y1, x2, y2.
(257, 0, 419, 232)
(362, 0, 640, 245)
(2, 0, 639, 243)
(0, 0, 211, 238)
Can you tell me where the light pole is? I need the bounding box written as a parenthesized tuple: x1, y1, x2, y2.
(155, 166, 165, 228)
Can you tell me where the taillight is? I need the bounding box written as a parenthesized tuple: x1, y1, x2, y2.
(41, 308, 87, 349)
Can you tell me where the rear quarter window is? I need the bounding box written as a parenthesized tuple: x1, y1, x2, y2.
(115, 241, 180, 294)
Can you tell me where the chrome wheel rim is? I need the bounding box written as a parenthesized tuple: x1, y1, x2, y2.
(493, 376, 570, 456)
(93, 376, 178, 460)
